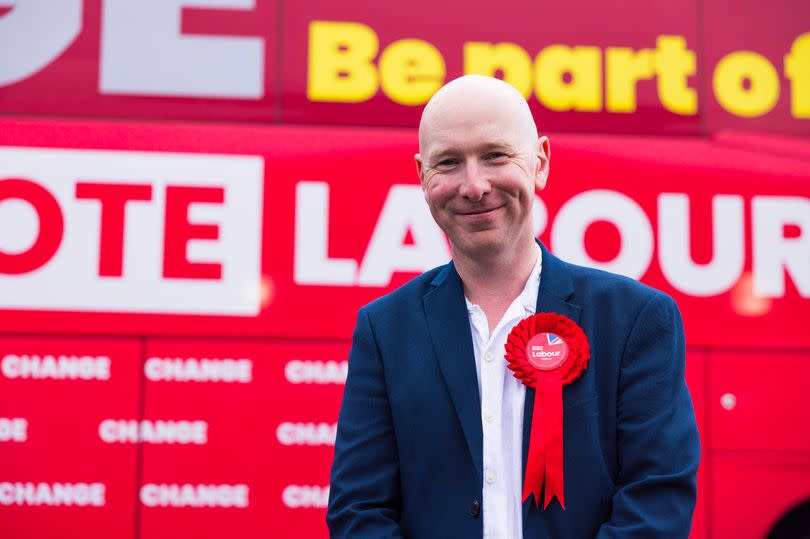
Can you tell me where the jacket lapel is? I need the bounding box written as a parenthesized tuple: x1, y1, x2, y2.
(522, 242, 582, 510)
(421, 244, 583, 497)
(423, 262, 483, 484)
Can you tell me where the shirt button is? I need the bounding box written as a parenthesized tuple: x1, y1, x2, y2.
(484, 352, 493, 362)
(486, 472, 496, 484)
(484, 411, 495, 423)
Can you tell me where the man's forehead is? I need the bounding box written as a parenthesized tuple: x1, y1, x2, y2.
(423, 112, 528, 159)
(418, 77, 538, 157)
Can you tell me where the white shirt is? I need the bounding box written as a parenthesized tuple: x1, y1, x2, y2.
(465, 245, 542, 539)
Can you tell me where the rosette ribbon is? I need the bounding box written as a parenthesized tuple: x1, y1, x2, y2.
(504, 312, 590, 510)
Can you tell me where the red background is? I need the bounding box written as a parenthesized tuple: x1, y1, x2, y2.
(1, 1, 809, 538)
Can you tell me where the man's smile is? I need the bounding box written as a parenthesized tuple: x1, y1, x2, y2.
(455, 204, 504, 217)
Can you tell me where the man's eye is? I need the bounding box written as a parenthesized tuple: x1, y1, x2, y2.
(485, 152, 507, 160)
(437, 159, 459, 167)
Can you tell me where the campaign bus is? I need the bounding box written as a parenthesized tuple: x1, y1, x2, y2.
(1, 2, 808, 537)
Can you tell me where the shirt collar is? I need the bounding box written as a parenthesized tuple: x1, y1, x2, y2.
(517, 242, 542, 314)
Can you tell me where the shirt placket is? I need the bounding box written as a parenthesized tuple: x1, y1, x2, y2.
(499, 308, 528, 539)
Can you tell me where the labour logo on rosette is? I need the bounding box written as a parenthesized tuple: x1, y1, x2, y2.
(526, 333, 569, 371)
(504, 312, 590, 510)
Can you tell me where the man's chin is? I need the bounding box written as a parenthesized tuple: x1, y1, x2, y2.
(451, 232, 510, 258)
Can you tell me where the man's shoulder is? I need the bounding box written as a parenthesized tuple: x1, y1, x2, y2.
(560, 256, 676, 313)
(360, 263, 448, 318)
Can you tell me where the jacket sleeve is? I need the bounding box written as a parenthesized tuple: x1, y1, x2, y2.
(595, 293, 701, 539)
(326, 307, 405, 538)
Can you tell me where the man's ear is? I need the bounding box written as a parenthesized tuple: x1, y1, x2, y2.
(535, 136, 550, 192)
(415, 153, 426, 190)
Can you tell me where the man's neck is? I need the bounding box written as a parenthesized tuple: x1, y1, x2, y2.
(454, 236, 539, 334)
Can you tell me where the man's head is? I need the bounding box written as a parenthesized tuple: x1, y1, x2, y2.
(416, 75, 549, 260)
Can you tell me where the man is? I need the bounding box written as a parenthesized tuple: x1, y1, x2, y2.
(327, 75, 700, 538)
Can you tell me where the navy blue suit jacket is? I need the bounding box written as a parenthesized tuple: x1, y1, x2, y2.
(327, 242, 700, 538)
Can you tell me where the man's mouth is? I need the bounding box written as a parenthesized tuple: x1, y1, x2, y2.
(457, 205, 502, 216)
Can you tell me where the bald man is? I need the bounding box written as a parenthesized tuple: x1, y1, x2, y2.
(327, 75, 700, 538)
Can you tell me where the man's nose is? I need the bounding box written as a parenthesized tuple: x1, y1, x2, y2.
(458, 160, 491, 200)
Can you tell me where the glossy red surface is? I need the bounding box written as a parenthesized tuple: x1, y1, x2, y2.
(0, 337, 141, 537)
(1, 4, 808, 533)
(1, 118, 807, 348)
(0, 1, 807, 136)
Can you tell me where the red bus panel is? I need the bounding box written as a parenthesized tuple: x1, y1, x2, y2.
(0, 337, 141, 538)
(138, 339, 347, 539)
(710, 351, 810, 452)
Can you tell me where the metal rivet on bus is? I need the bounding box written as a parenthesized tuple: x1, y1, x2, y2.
(720, 393, 737, 411)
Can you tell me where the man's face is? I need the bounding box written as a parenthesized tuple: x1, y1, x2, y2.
(416, 97, 549, 258)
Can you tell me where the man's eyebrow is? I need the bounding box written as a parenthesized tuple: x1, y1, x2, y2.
(478, 141, 515, 153)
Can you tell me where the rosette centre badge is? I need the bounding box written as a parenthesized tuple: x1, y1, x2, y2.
(526, 333, 569, 371)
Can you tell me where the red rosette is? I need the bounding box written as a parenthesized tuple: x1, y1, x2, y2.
(504, 312, 590, 510)
(504, 312, 590, 387)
